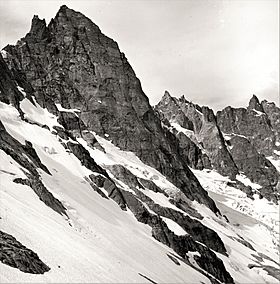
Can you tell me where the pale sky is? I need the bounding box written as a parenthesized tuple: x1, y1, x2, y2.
(0, 0, 279, 111)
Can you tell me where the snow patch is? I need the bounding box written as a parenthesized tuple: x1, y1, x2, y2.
(186, 251, 201, 268)
(266, 156, 280, 173)
(252, 109, 264, 116)
(223, 134, 232, 141)
(55, 103, 81, 117)
(162, 217, 187, 236)
(20, 98, 62, 130)
(17, 86, 27, 97)
(236, 174, 261, 190)
(77, 135, 181, 196)
(1, 49, 8, 58)
(171, 122, 194, 137)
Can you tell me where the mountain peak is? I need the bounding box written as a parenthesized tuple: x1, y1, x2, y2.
(55, 4, 76, 18)
(248, 94, 264, 112)
(56, 4, 73, 16)
(30, 15, 46, 32)
(178, 94, 189, 105)
(25, 15, 48, 41)
(59, 4, 69, 10)
(52, 4, 101, 34)
(158, 90, 177, 106)
(163, 90, 172, 99)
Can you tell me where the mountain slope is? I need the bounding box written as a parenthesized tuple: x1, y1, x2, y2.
(155, 92, 280, 203)
(3, 5, 218, 213)
(0, 5, 279, 284)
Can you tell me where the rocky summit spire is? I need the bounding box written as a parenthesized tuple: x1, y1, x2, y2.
(59, 4, 69, 11)
(163, 90, 172, 99)
(52, 4, 101, 34)
(179, 94, 188, 104)
(159, 90, 176, 105)
(26, 15, 48, 40)
(248, 94, 264, 112)
(156, 90, 180, 113)
(56, 4, 72, 17)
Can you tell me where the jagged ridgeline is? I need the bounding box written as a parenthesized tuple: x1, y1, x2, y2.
(155, 91, 280, 202)
(2, 5, 218, 213)
(0, 5, 279, 284)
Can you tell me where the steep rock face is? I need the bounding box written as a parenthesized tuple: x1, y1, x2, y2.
(157, 91, 194, 130)
(216, 96, 279, 202)
(156, 92, 279, 202)
(155, 93, 238, 178)
(107, 164, 227, 255)
(173, 131, 211, 170)
(3, 6, 218, 213)
(248, 95, 265, 113)
(155, 93, 211, 170)
(120, 190, 233, 283)
(89, 173, 127, 210)
(226, 135, 279, 202)
(0, 54, 24, 112)
(67, 141, 107, 176)
(150, 218, 234, 284)
(261, 100, 280, 144)
(0, 230, 50, 274)
(216, 96, 276, 156)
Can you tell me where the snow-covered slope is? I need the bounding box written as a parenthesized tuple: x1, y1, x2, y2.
(192, 169, 279, 282)
(1, 99, 279, 283)
(0, 101, 211, 283)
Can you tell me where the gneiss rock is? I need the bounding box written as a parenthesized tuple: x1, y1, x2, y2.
(26, 15, 49, 41)
(107, 164, 227, 255)
(262, 100, 280, 143)
(155, 92, 239, 178)
(156, 92, 279, 203)
(216, 95, 276, 156)
(0, 230, 50, 274)
(174, 131, 211, 170)
(106, 164, 144, 190)
(226, 135, 279, 202)
(138, 177, 169, 197)
(0, 121, 50, 177)
(0, 120, 67, 216)
(58, 111, 86, 133)
(3, 5, 219, 214)
(133, 187, 228, 255)
(67, 141, 108, 177)
(0, 54, 24, 114)
(120, 189, 233, 283)
(216, 95, 279, 202)
(150, 216, 234, 283)
(89, 174, 126, 210)
(13, 175, 67, 216)
(154, 98, 211, 170)
(248, 95, 265, 113)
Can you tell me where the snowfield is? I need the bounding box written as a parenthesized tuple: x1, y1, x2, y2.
(0, 99, 279, 283)
(0, 101, 211, 283)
